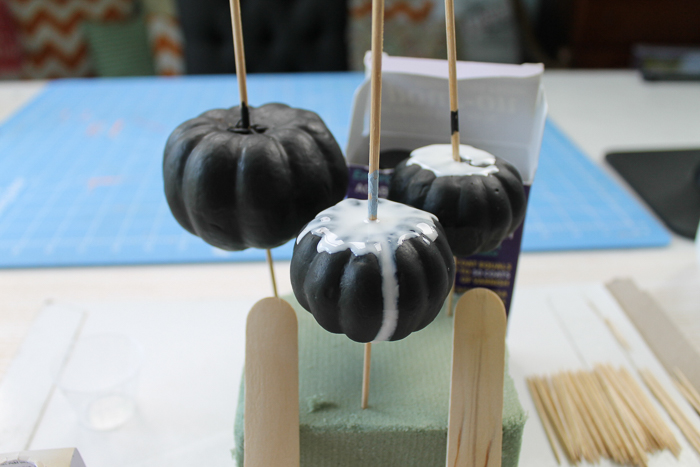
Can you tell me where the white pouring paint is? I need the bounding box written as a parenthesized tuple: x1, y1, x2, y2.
(407, 144, 499, 177)
(297, 198, 440, 341)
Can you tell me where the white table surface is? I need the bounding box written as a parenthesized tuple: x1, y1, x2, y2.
(0, 70, 699, 382)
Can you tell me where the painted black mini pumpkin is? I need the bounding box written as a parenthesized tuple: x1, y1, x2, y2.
(291, 198, 455, 343)
(389, 144, 526, 257)
(163, 103, 348, 250)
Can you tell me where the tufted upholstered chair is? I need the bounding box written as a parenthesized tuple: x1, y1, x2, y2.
(176, 0, 348, 74)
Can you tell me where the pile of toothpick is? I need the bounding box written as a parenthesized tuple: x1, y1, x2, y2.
(528, 365, 682, 466)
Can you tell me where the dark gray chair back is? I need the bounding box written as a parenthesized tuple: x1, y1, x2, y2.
(176, 0, 348, 74)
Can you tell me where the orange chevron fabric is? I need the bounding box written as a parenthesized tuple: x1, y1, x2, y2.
(7, 0, 132, 78)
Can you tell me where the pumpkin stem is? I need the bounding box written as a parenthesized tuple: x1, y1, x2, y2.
(239, 102, 251, 129)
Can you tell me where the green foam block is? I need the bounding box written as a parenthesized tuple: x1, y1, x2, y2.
(234, 295, 526, 467)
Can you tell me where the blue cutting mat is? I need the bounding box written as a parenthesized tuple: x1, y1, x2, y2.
(0, 75, 669, 268)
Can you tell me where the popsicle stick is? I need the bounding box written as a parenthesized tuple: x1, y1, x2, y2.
(245, 297, 299, 467)
(265, 249, 278, 298)
(444, 0, 460, 162)
(361, 342, 372, 409)
(228, 0, 249, 128)
(446, 288, 506, 467)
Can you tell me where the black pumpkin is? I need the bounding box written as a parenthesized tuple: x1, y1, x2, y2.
(163, 103, 348, 250)
(291, 198, 455, 343)
(389, 144, 526, 257)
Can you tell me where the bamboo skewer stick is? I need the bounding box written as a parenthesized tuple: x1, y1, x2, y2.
(265, 249, 278, 298)
(361, 343, 372, 409)
(444, 0, 461, 162)
(367, 0, 384, 222)
(229, 0, 249, 128)
(444, 1, 461, 313)
(446, 265, 455, 317)
(228, 0, 279, 295)
(361, 0, 385, 410)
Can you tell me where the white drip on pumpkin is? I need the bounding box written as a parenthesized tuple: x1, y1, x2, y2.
(297, 198, 439, 342)
(407, 144, 499, 177)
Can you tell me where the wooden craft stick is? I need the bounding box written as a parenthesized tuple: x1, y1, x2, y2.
(526, 378, 562, 464)
(361, 342, 372, 409)
(446, 288, 506, 467)
(266, 249, 278, 298)
(228, 0, 249, 128)
(245, 298, 299, 467)
(444, 0, 461, 162)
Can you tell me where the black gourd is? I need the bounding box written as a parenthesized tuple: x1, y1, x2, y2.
(389, 145, 526, 257)
(291, 198, 455, 343)
(163, 103, 348, 250)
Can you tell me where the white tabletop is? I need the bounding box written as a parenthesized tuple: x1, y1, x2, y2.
(0, 70, 699, 381)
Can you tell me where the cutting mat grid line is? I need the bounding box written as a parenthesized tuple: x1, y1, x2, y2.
(0, 75, 669, 268)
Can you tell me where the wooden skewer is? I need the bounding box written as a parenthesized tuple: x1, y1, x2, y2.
(446, 288, 506, 467)
(266, 249, 278, 298)
(444, 0, 461, 162)
(361, 342, 372, 409)
(446, 262, 456, 317)
(367, 0, 384, 222)
(228, 0, 279, 294)
(361, 0, 385, 410)
(228, 0, 249, 128)
(244, 297, 299, 467)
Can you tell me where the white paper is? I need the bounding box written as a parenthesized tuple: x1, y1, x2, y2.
(347, 53, 547, 184)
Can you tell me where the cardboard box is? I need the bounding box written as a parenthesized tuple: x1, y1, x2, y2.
(345, 53, 547, 313)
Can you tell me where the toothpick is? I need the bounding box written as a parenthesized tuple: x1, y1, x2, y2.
(228, 0, 249, 128)
(444, 0, 460, 162)
(526, 378, 562, 464)
(446, 288, 506, 467)
(673, 368, 700, 415)
(244, 298, 299, 467)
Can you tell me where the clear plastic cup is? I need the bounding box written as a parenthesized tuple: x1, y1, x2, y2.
(52, 333, 143, 431)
